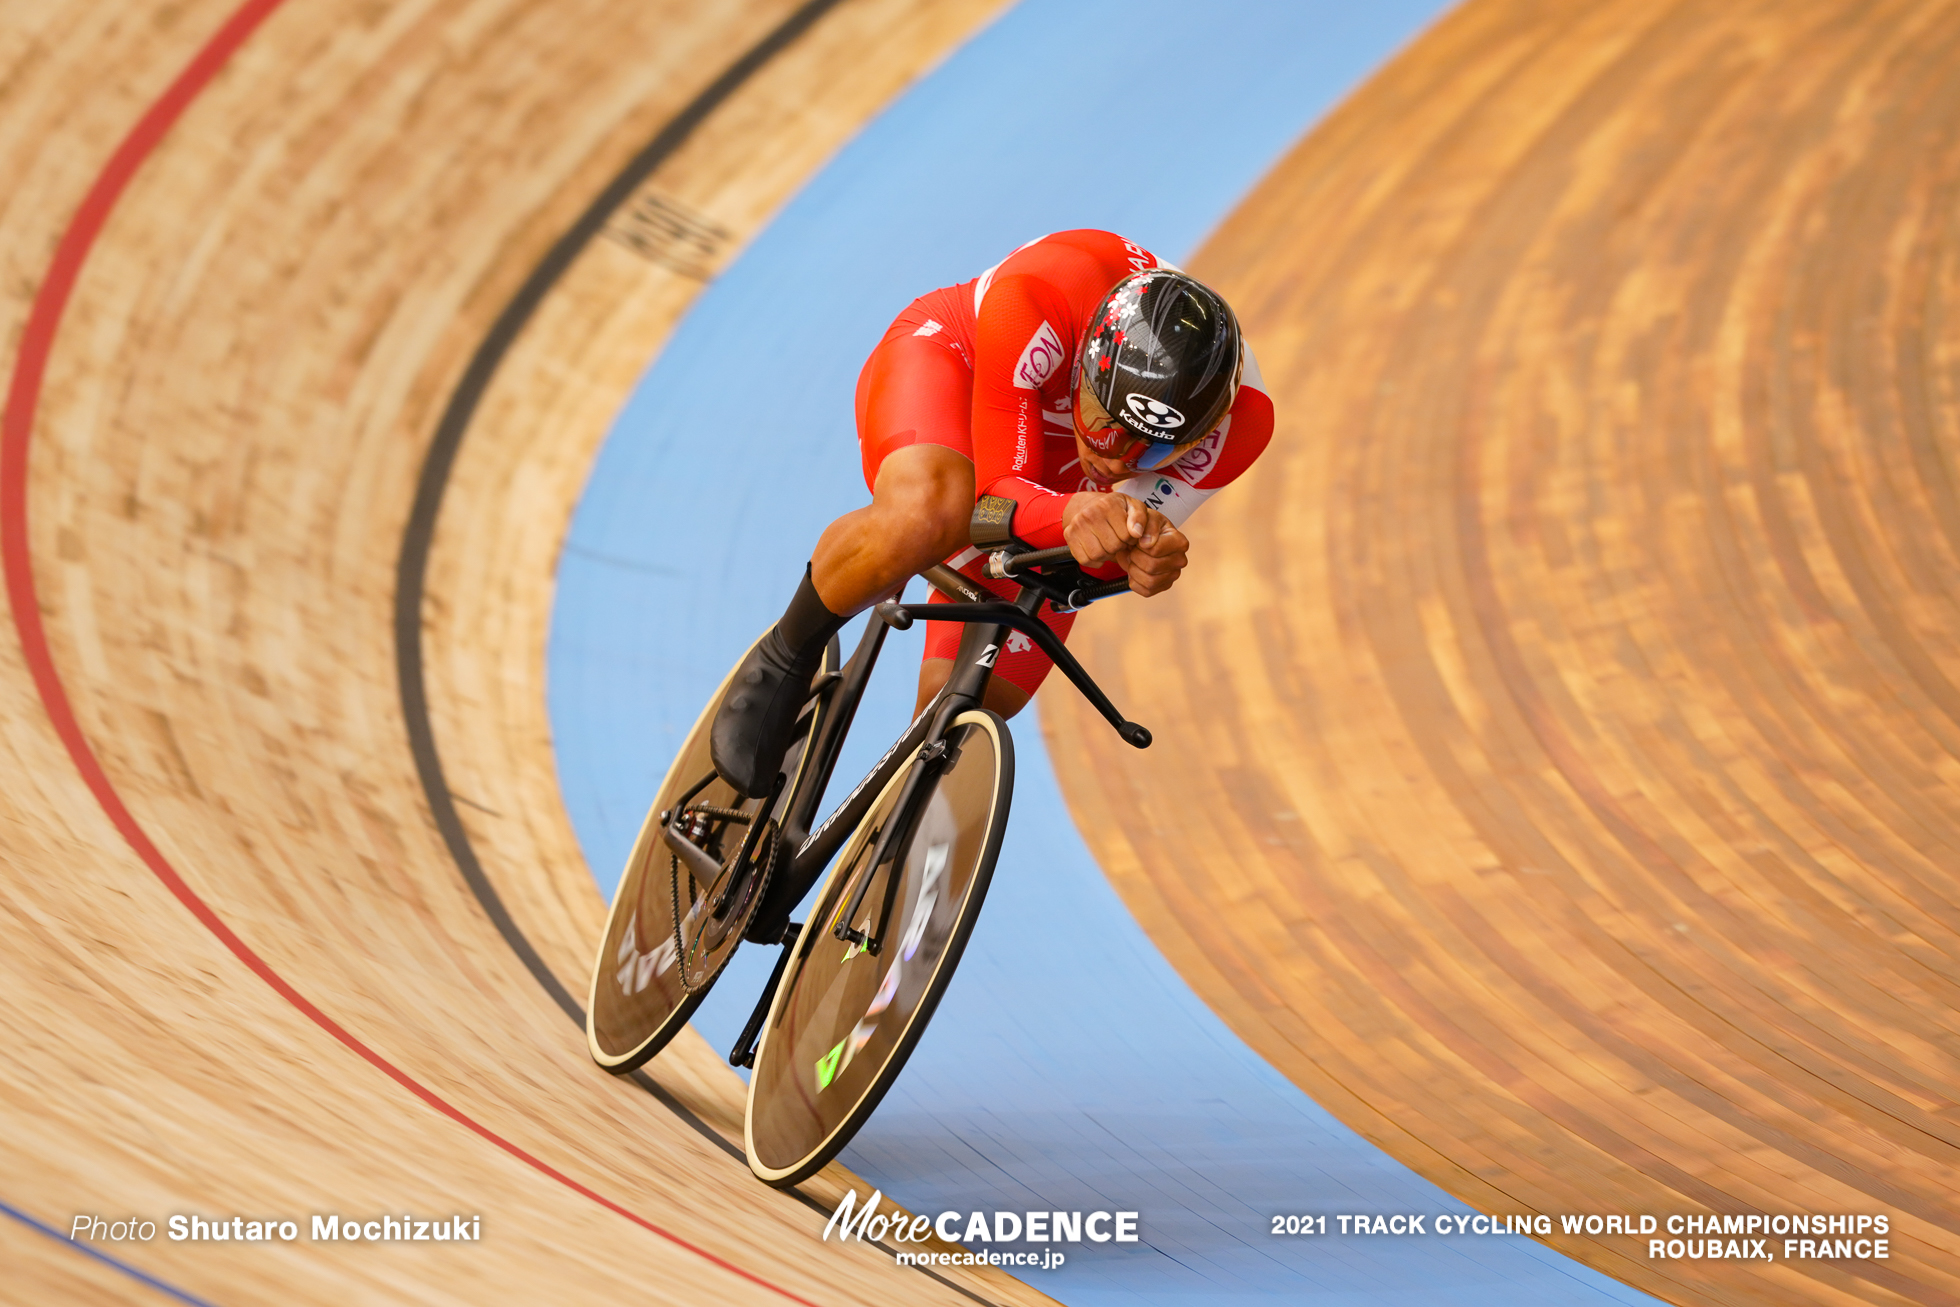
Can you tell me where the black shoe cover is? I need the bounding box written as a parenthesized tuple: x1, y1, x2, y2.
(710, 629, 820, 798)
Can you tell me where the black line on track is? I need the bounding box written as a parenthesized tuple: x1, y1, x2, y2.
(395, 0, 851, 1168)
(392, 6, 1009, 1304)
(396, 0, 847, 1032)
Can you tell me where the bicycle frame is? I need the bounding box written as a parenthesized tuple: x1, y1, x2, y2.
(747, 565, 988, 940)
(727, 555, 1149, 1066)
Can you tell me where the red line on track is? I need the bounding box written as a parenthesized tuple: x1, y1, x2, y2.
(0, 7, 819, 1305)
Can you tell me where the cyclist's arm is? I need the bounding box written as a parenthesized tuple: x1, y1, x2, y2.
(967, 263, 1113, 548)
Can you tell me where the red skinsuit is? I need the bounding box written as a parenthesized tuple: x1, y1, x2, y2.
(853, 229, 1276, 695)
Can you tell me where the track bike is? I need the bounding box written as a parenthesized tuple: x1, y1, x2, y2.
(586, 498, 1151, 1186)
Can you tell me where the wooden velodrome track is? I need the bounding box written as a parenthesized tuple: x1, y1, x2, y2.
(1051, 1, 1960, 1305)
(0, 1, 1050, 1303)
(4, 3, 1956, 1307)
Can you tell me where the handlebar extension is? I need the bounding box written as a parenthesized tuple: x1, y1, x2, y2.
(985, 545, 1074, 579)
(873, 598, 1151, 749)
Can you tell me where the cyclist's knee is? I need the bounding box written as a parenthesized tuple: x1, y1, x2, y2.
(914, 660, 949, 715)
(985, 678, 1030, 719)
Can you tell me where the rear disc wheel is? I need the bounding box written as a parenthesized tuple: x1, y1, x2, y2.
(585, 638, 832, 1073)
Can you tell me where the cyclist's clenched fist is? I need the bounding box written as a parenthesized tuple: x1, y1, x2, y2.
(1062, 491, 1189, 597)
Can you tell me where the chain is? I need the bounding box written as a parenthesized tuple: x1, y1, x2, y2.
(669, 847, 695, 994)
(670, 811, 779, 995)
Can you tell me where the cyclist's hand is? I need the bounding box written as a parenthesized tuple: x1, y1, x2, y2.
(1123, 519, 1188, 597)
(1062, 491, 1160, 567)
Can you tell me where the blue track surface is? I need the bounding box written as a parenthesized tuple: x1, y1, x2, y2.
(549, 2, 1667, 1302)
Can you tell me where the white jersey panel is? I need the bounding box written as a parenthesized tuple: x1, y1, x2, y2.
(1112, 342, 1265, 529)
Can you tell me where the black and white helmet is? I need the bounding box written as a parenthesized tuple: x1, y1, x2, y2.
(1073, 268, 1242, 470)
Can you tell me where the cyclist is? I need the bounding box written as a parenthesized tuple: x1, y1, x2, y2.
(711, 229, 1276, 797)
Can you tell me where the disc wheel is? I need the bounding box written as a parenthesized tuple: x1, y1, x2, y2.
(586, 637, 833, 1073)
(744, 709, 1012, 1187)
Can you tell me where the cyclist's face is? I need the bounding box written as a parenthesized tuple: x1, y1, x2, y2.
(1071, 426, 1136, 484)
(1072, 378, 1201, 480)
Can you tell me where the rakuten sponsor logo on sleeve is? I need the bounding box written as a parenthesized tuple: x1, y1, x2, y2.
(1012, 321, 1067, 390)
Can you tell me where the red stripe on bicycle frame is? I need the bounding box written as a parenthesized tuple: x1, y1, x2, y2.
(0, 7, 819, 1304)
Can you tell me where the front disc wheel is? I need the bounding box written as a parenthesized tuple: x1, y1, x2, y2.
(744, 709, 1012, 1187)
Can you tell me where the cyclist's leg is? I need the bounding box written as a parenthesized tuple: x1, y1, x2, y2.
(713, 322, 975, 796)
(814, 326, 977, 610)
(709, 560, 849, 796)
(812, 443, 972, 614)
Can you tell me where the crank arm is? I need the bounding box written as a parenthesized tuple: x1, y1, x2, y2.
(663, 823, 724, 892)
(712, 771, 785, 918)
(727, 928, 800, 1069)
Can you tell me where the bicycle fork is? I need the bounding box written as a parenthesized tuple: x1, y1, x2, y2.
(833, 612, 998, 953)
(833, 724, 955, 955)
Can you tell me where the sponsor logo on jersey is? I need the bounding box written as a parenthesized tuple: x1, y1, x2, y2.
(912, 318, 944, 338)
(1171, 419, 1228, 479)
(1012, 320, 1067, 390)
(1138, 476, 1183, 514)
(1124, 393, 1185, 430)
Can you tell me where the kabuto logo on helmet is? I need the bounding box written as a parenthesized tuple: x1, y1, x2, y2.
(1123, 393, 1185, 431)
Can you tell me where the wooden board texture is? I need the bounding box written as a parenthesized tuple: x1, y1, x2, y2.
(0, 1, 1048, 1303)
(1046, 1, 1960, 1304)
